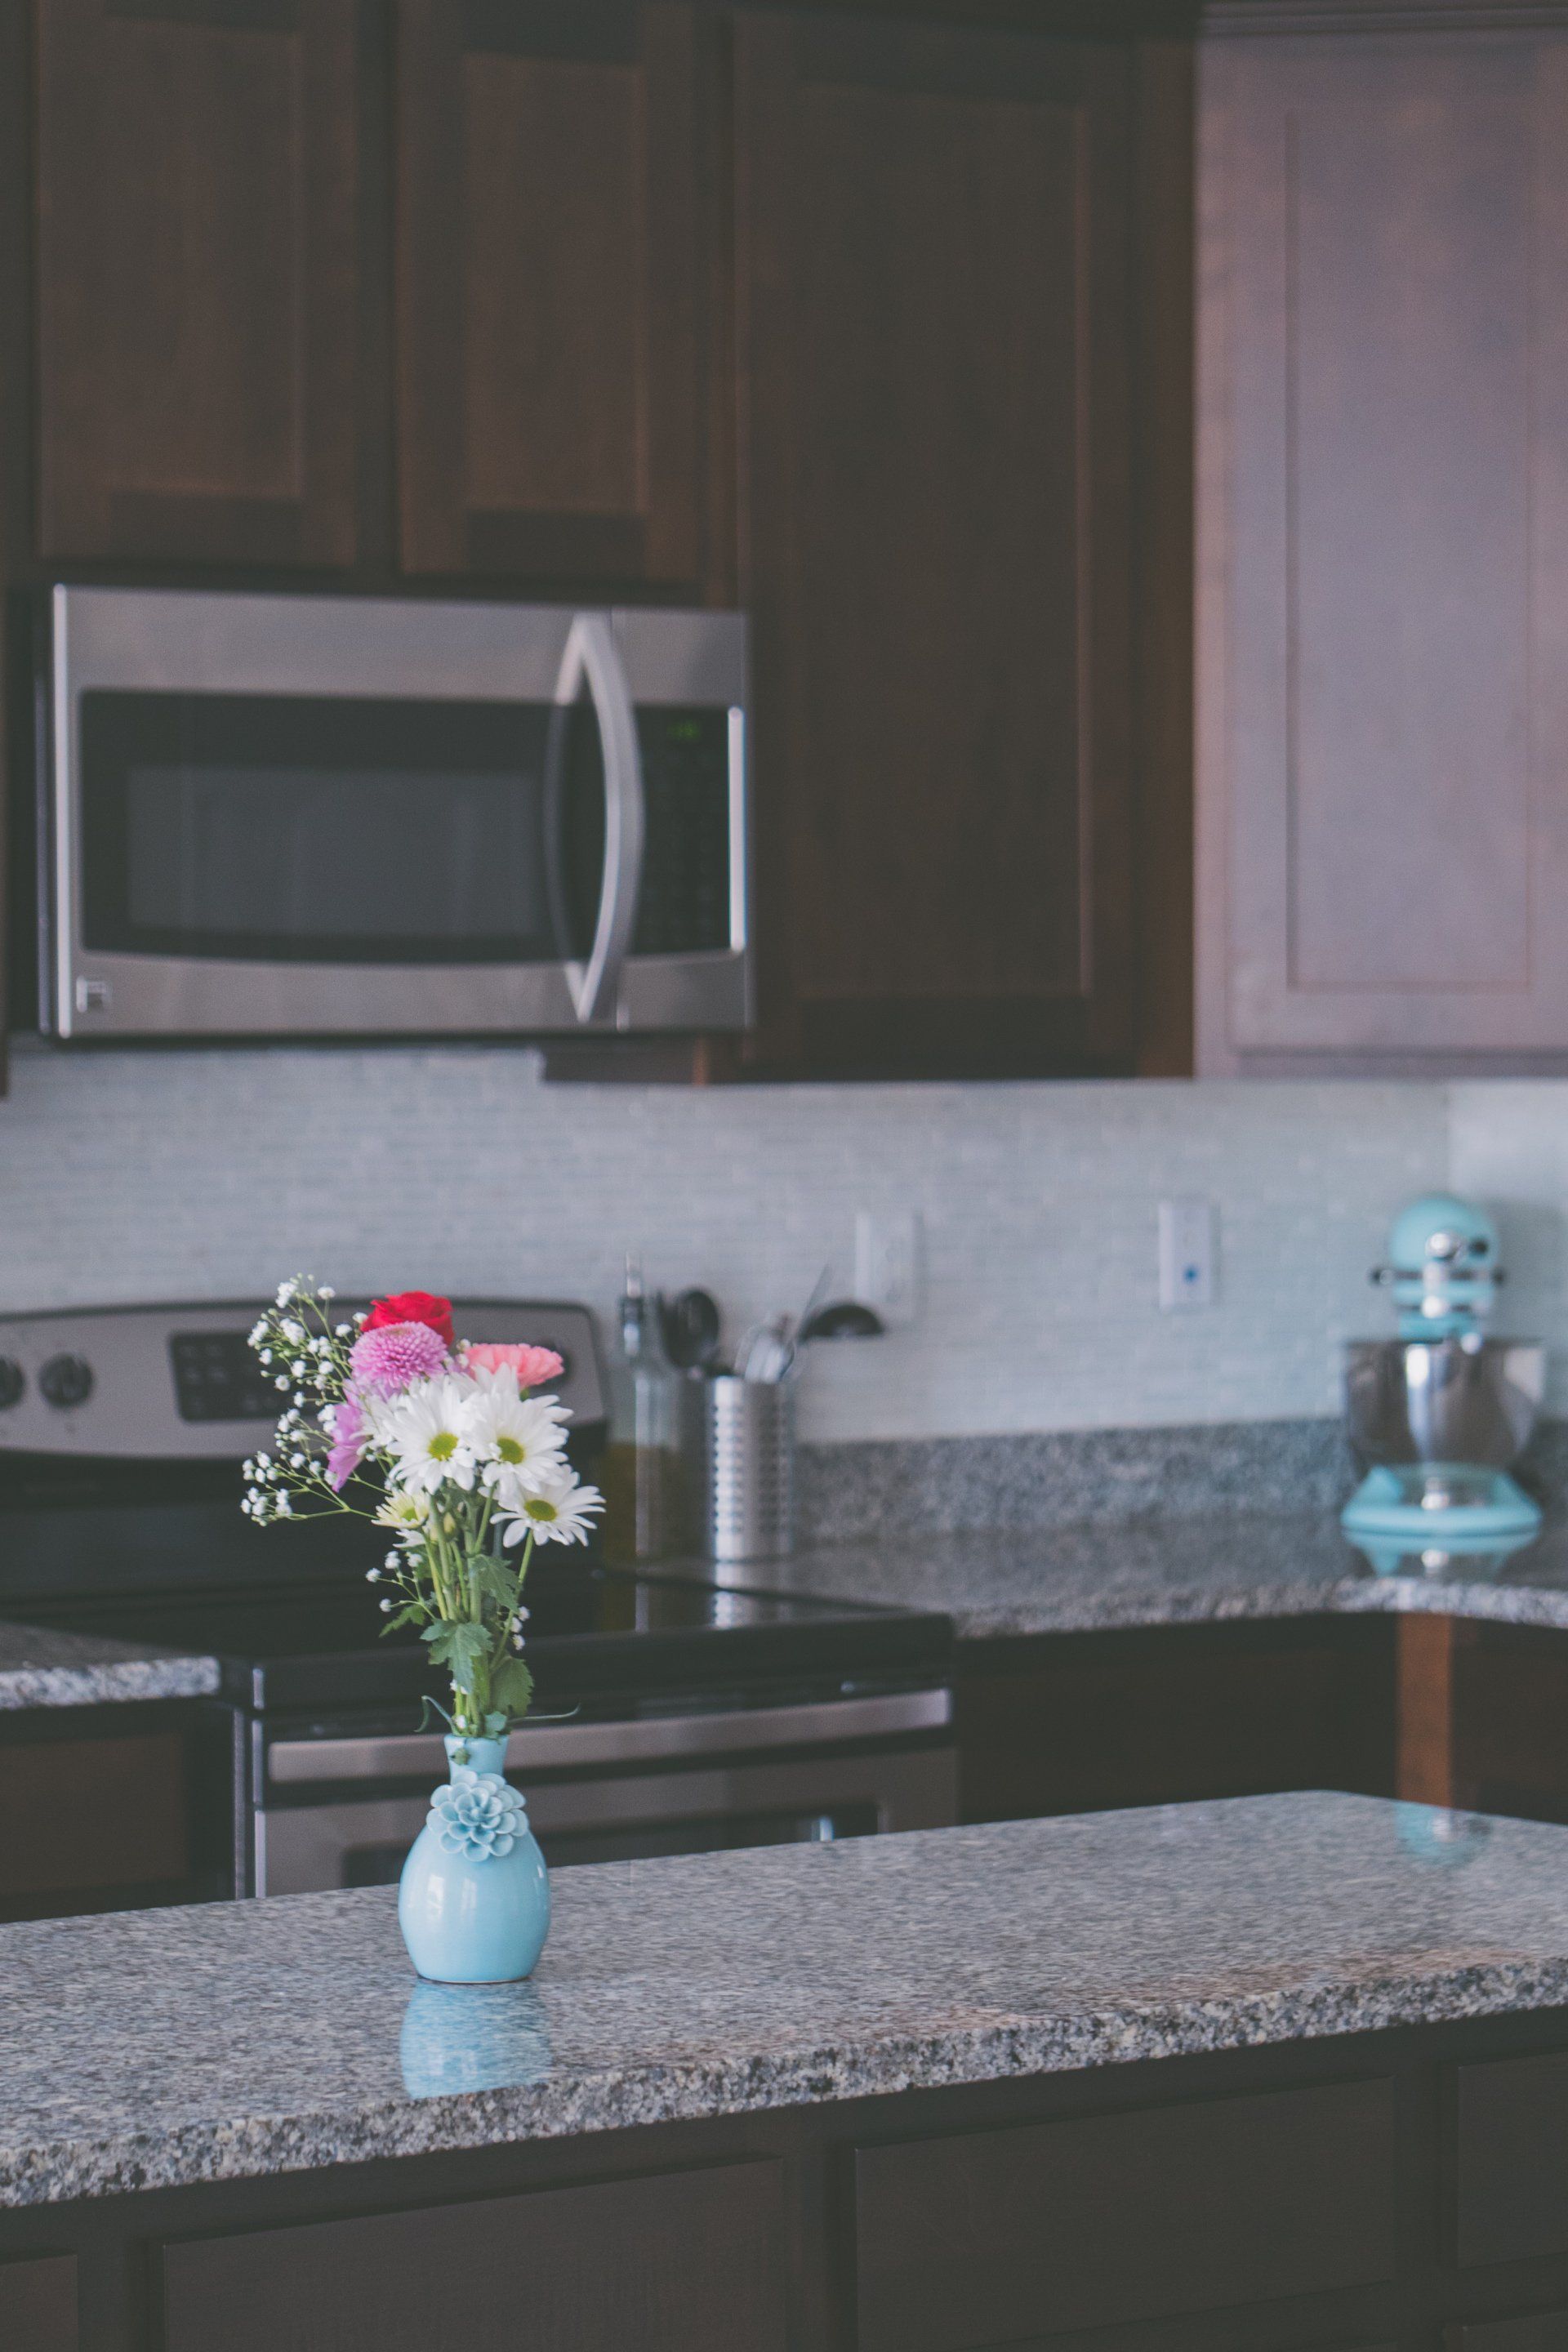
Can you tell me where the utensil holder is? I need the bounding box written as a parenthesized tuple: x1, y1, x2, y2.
(705, 1376, 795, 1564)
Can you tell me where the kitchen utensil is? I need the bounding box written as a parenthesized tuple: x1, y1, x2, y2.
(800, 1300, 886, 1341)
(658, 1287, 723, 1374)
(735, 1318, 793, 1384)
(733, 1267, 831, 1386)
(1341, 1193, 1544, 1566)
(706, 1374, 795, 1562)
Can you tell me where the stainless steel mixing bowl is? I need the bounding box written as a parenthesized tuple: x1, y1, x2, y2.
(1343, 1338, 1545, 1468)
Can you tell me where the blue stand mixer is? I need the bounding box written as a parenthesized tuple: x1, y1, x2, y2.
(1341, 1193, 1545, 1574)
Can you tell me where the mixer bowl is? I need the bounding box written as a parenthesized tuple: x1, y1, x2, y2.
(1343, 1338, 1545, 1469)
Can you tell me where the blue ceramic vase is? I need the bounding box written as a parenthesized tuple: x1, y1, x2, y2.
(398, 1734, 550, 1984)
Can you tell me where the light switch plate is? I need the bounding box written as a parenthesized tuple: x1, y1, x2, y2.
(1158, 1199, 1217, 1312)
(855, 1209, 922, 1328)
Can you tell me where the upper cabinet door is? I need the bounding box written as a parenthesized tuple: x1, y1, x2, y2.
(735, 14, 1134, 1078)
(35, 0, 359, 569)
(395, 0, 713, 590)
(1197, 32, 1568, 1071)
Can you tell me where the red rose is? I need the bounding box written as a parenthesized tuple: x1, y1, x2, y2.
(363, 1290, 457, 1350)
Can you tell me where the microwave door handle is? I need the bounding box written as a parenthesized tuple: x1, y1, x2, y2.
(555, 614, 645, 1025)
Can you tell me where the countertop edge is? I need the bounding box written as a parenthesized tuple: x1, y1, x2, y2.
(8, 1956, 1568, 2210)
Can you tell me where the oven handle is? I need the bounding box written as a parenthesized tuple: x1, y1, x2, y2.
(555, 612, 645, 1026)
(267, 1687, 952, 1786)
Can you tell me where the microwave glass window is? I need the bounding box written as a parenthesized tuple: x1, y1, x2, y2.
(78, 691, 604, 965)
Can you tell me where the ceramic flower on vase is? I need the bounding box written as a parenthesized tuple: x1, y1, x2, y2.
(242, 1281, 601, 1982)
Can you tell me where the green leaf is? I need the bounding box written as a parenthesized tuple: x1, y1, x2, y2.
(473, 1555, 517, 1610)
(489, 1657, 535, 1722)
(378, 1604, 426, 1637)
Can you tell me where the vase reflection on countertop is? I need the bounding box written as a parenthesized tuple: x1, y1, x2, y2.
(400, 1979, 555, 2100)
(1395, 1802, 1494, 1869)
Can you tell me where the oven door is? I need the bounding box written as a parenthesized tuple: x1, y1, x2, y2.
(254, 1690, 957, 1895)
(47, 586, 749, 1039)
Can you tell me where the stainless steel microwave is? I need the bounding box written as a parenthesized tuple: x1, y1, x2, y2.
(42, 586, 750, 1039)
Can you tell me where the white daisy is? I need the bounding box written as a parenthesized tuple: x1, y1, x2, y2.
(461, 1388, 569, 1507)
(373, 1486, 431, 1535)
(499, 1466, 603, 1548)
(381, 1377, 479, 1494)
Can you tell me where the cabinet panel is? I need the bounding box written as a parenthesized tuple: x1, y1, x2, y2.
(1450, 2318, 1568, 2350)
(958, 1620, 1395, 1827)
(396, 0, 711, 589)
(1197, 32, 1568, 1066)
(35, 0, 359, 567)
(855, 2078, 1396, 2352)
(0, 1731, 187, 1904)
(161, 2160, 786, 2352)
(1455, 2051, 1568, 2268)
(0, 2254, 76, 2351)
(737, 13, 1134, 1076)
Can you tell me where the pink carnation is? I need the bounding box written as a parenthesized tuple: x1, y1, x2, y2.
(325, 1392, 367, 1491)
(465, 1341, 564, 1391)
(350, 1319, 451, 1398)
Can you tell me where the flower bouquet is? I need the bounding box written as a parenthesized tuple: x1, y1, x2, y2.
(243, 1281, 602, 1980)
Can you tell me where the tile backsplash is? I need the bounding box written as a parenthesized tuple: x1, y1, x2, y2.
(1450, 1083, 1568, 1416)
(0, 1046, 1451, 1442)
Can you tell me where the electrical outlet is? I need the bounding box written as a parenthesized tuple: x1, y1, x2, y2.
(855, 1210, 922, 1329)
(1158, 1199, 1217, 1312)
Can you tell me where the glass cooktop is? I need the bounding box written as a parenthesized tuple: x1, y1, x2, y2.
(0, 1479, 951, 1716)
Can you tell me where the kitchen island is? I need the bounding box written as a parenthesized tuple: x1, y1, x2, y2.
(8, 1788, 1568, 2349)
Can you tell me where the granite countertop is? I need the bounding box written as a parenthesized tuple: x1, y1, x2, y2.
(7, 1510, 1568, 1722)
(714, 1512, 1568, 1640)
(0, 1619, 220, 1710)
(3, 1790, 1568, 2207)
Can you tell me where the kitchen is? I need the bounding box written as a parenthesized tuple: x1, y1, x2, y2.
(7, 1, 1568, 2346)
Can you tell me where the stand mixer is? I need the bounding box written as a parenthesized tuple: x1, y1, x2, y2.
(1341, 1192, 1545, 1572)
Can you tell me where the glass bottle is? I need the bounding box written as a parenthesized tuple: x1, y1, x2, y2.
(601, 1258, 684, 1564)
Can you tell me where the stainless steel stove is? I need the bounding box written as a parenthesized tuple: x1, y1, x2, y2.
(0, 1301, 956, 1896)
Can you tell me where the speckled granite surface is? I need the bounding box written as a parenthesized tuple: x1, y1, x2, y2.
(0, 1619, 219, 1710)
(797, 1418, 1359, 1539)
(717, 1513, 1568, 1639)
(3, 1790, 1568, 2207)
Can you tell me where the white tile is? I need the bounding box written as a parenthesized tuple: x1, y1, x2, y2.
(0, 1049, 1455, 1441)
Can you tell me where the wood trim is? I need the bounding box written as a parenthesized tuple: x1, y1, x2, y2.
(0, 0, 25, 1099)
(1193, 33, 1241, 1076)
(1395, 1612, 1461, 1806)
(1130, 37, 1196, 1076)
(1205, 2, 1568, 31)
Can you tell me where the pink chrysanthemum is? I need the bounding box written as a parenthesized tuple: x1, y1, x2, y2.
(465, 1341, 564, 1391)
(350, 1320, 451, 1398)
(325, 1392, 368, 1491)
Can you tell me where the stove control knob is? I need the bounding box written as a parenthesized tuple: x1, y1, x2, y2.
(39, 1352, 93, 1410)
(0, 1357, 24, 1410)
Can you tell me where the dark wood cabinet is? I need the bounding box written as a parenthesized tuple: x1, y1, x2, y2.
(735, 12, 1137, 1077)
(1196, 21, 1568, 1075)
(957, 1618, 1396, 1828)
(0, 2253, 76, 2351)
(160, 2160, 786, 2352)
(855, 2081, 1396, 2352)
(395, 0, 719, 592)
(5, 0, 1168, 1081)
(34, 0, 360, 569)
(1455, 2053, 1568, 2271)
(0, 1704, 229, 1924)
